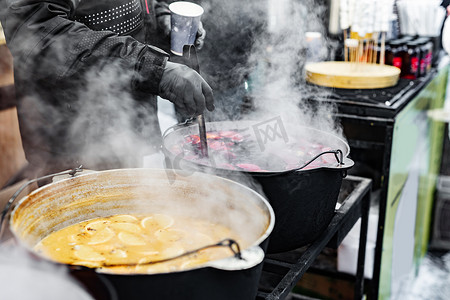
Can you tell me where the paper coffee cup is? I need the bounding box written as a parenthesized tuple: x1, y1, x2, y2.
(169, 1, 204, 56)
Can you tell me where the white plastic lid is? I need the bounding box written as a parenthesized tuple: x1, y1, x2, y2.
(169, 1, 204, 17)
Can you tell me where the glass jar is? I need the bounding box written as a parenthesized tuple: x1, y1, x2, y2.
(402, 40, 421, 79)
(385, 39, 407, 71)
(414, 38, 429, 77)
(424, 38, 433, 74)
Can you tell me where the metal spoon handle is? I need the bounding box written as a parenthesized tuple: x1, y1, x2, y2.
(182, 45, 208, 157)
(197, 114, 208, 157)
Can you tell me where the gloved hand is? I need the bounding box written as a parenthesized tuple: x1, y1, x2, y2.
(156, 14, 171, 38)
(157, 15, 206, 50)
(195, 21, 206, 49)
(159, 61, 214, 115)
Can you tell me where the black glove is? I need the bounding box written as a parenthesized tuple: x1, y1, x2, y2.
(157, 15, 206, 50)
(159, 61, 214, 115)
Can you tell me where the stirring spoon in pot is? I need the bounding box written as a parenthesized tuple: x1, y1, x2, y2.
(182, 45, 209, 157)
(197, 115, 208, 157)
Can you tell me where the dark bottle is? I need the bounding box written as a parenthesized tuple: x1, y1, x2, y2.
(414, 38, 431, 77)
(385, 39, 407, 71)
(384, 40, 394, 65)
(423, 38, 433, 74)
(414, 38, 425, 77)
(402, 40, 421, 79)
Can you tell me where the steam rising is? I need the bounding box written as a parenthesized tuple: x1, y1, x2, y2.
(7, 0, 345, 170)
(0, 244, 93, 300)
(246, 0, 343, 137)
(69, 62, 161, 169)
(0, 2, 348, 294)
(161, 0, 348, 174)
(199, 0, 344, 143)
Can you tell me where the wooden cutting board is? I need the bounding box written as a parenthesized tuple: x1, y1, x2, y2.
(305, 61, 401, 89)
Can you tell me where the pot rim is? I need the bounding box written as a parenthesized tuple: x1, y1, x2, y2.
(162, 120, 354, 175)
(9, 168, 275, 275)
(164, 156, 355, 178)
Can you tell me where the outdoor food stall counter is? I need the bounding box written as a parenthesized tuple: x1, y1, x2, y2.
(306, 60, 449, 299)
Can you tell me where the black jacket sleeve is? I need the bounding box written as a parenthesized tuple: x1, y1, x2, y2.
(0, 0, 169, 94)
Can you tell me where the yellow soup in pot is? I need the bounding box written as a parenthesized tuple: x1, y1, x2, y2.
(34, 214, 245, 274)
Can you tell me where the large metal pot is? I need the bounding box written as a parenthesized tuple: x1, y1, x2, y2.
(5, 168, 274, 300)
(162, 120, 354, 253)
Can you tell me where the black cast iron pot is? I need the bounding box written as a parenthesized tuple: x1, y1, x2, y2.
(3, 168, 274, 300)
(162, 120, 354, 253)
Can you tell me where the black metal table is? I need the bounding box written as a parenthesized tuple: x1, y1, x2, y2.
(256, 175, 372, 300)
(305, 65, 448, 299)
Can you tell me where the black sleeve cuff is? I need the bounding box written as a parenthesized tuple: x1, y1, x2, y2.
(132, 45, 169, 94)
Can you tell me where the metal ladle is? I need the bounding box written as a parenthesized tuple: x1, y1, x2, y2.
(182, 45, 208, 157)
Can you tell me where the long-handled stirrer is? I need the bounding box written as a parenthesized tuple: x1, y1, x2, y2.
(182, 45, 208, 157)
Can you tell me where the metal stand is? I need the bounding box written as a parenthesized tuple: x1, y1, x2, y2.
(256, 175, 372, 300)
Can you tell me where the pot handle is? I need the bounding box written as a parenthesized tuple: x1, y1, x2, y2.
(161, 117, 197, 139)
(206, 245, 265, 271)
(98, 238, 264, 272)
(295, 149, 345, 171)
(0, 166, 84, 240)
(100, 238, 243, 268)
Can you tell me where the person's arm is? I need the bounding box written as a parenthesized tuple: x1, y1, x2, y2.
(1, 0, 168, 94)
(1, 0, 213, 114)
